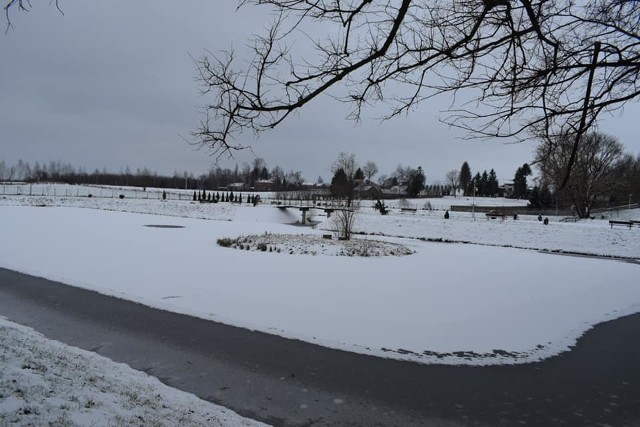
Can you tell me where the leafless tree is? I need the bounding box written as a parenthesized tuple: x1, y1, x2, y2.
(332, 200, 359, 240)
(362, 161, 378, 182)
(330, 152, 358, 205)
(445, 170, 460, 197)
(252, 157, 266, 173)
(190, 1, 639, 178)
(535, 132, 625, 218)
(285, 169, 304, 186)
(393, 164, 412, 184)
(331, 152, 357, 178)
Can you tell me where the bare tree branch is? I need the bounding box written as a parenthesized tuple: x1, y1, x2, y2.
(194, 0, 639, 173)
(4, 0, 62, 32)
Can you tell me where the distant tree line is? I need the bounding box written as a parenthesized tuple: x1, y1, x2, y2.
(4, 132, 637, 217)
(0, 158, 309, 191)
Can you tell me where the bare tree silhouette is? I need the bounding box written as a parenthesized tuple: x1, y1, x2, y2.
(191, 1, 638, 180)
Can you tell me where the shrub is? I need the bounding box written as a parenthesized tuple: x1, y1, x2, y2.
(333, 209, 357, 240)
(374, 199, 388, 215)
(543, 217, 549, 225)
(217, 238, 234, 247)
(119, 194, 125, 199)
(444, 210, 450, 219)
(257, 242, 268, 252)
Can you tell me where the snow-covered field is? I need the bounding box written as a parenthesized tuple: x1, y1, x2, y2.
(1, 187, 639, 366)
(2, 185, 639, 424)
(0, 317, 266, 426)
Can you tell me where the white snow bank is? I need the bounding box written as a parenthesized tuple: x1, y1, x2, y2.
(0, 317, 267, 426)
(321, 207, 640, 259)
(1, 205, 639, 366)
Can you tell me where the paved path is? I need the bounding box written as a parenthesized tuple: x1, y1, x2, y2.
(1, 267, 639, 426)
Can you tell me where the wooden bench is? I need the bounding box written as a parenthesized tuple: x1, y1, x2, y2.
(486, 211, 507, 220)
(609, 220, 634, 229)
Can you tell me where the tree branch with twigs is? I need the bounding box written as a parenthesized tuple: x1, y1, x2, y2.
(192, 0, 639, 178)
(6, 1, 638, 180)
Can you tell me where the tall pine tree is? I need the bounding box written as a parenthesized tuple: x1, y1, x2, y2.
(459, 162, 472, 196)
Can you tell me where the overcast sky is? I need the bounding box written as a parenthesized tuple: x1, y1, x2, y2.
(2, 1, 639, 184)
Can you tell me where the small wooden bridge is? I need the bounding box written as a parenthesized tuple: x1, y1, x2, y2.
(274, 199, 352, 223)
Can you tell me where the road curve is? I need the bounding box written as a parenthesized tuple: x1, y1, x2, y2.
(1, 267, 639, 426)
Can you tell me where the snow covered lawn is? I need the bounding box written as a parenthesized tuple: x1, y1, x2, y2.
(0, 317, 265, 426)
(1, 202, 639, 366)
(345, 208, 640, 259)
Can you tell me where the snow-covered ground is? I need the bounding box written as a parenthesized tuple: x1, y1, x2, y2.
(0, 317, 266, 426)
(1, 190, 639, 366)
(2, 187, 639, 424)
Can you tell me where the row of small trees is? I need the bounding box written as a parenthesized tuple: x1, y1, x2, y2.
(194, 190, 259, 205)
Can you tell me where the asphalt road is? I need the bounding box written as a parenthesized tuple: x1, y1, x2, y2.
(1, 267, 639, 426)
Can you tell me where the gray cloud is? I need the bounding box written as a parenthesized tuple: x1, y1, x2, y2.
(1, 1, 638, 184)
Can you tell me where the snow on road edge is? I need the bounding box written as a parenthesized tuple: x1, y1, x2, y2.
(0, 317, 268, 427)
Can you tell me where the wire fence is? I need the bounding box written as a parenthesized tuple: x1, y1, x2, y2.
(0, 183, 281, 203)
(0, 184, 199, 201)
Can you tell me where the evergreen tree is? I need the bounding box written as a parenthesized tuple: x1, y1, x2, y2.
(459, 162, 472, 196)
(540, 184, 554, 208)
(528, 186, 542, 208)
(193, 191, 197, 201)
(473, 172, 482, 196)
(216, 192, 220, 201)
(514, 163, 532, 199)
(406, 166, 426, 197)
(354, 167, 365, 180)
(480, 170, 489, 196)
(330, 168, 351, 200)
(488, 169, 499, 197)
(260, 167, 270, 180)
